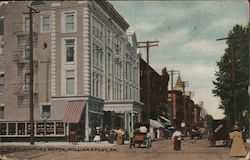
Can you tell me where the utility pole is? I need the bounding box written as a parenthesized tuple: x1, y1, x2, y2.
(168, 70, 179, 125)
(216, 37, 237, 124)
(138, 40, 159, 123)
(182, 81, 189, 125)
(23, 5, 39, 145)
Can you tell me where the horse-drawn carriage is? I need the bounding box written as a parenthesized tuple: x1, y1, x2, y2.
(208, 119, 230, 147)
(129, 123, 152, 149)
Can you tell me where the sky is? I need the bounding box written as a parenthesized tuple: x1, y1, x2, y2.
(111, 0, 249, 119)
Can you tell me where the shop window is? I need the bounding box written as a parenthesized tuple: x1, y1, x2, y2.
(18, 123, 25, 135)
(8, 123, 16, 135)
(0, 18, 4, 35)
(46, 122, 55, 135)
(56, 122, 64, 135)
(36, 123, 45, 135)
(0, 123, 6, 135)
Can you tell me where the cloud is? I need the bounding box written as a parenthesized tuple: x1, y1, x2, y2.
(206, 17, 249, 31)
(159, 28, 190, 45)
(129, 21, 161, 33)
(181, 40, 227, 56)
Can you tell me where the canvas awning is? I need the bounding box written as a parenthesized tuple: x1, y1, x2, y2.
(63, 101, 86, 123)
(159, 116, 171, 123)
(150, 119, 164, 128)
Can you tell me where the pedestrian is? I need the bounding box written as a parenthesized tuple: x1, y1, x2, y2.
(229, 125, 247, 157)
(172, 127, 183, 151)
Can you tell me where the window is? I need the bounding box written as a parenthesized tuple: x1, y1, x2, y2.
(0, 73, 4, 93)
(24, 17, 30, 33)
(24, 45, 30, 62)
(0, 106, 4, 119)
(107, 29, 112, 47)
(42, 105, 51, 119)
(24, 72, 30, 92)
(0, 18, 4, 35)
(66, 70, 74, 95)
(92, 72, 95, 96)
(108, 53, 111, 74)
(41, 15, 51, 32)
(0, 45, 3, 63)
(92, 16, 103, 40)
(63, 11, 76, 33)
(107, 79, 111, 100)
(65, 39, 75, 62)
(93, 43, 103, 69)
(96, 74, 99, 97)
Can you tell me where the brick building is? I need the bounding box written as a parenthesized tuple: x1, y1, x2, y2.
(140, 58, 169, 122)
(0, 1, 142, 141)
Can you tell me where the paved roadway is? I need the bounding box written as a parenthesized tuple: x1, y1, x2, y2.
(3, 138, 246, 160)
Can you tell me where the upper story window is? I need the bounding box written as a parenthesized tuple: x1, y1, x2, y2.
(24, 45, 30, 62)
(0, 105, 4, 119)
(23, 72, 30, 92)
(0, 73, 4, 93)
(41, 14, 51, 33)
(62, 11, 76, 33)
(107, 53, 112, 74)
(24, 16, 30, 33)
(65, 39, 75, 62)
(0, 45, 3, 63)
(93, 43, 103, 69)
(92, 16, 103, 41)
(106, 29, 112, 47)
(0, 18, 4, 35)
(66, 70, 75, 95)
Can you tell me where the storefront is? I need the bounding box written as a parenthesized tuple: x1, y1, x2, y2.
(103, 101, 142, 132)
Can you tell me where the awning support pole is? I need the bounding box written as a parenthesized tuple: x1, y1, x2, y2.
(85, 102, 89, 142)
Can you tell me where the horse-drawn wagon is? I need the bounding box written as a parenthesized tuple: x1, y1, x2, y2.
(129, 123, 151, 149)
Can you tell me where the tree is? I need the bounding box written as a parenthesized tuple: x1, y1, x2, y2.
(213, 24, 249, 127)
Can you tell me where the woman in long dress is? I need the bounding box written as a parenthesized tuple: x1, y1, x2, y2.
(172, 128, 183, 151)
(229, 126, 247, 157)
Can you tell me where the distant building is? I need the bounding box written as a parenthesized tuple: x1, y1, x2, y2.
(140, 58, 169, 122)
(0, 1, 142, 141)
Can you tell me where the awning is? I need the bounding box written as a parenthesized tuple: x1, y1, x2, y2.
(150, 119, 164, 128)
(159, 116, 171, 123)
(63, 101, 86, 123)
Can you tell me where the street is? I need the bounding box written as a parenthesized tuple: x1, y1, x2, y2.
(3, 138, 243, 160)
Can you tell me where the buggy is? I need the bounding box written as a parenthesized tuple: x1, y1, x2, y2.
(129, 123, 151, 149)
(208, 120, 230, 147)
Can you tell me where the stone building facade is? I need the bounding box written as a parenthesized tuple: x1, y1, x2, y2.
(0, 1, 142, 141)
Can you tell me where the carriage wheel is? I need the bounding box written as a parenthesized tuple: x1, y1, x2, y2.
(129, 138, 133, 149)
(146, 139, 150, 149)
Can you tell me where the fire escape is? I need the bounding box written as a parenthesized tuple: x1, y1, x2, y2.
(13, 31, 38, 107)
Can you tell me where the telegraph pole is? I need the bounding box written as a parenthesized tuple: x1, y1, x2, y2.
(23, 5, 39, 145)
(182, 81, 189, 124)
(168, 70, 179, 125)
(138, 40, 159, 123)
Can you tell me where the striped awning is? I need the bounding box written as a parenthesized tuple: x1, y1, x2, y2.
(63, 101, 86, 123)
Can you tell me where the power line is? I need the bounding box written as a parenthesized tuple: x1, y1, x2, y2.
(138, 40, 159, 123)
